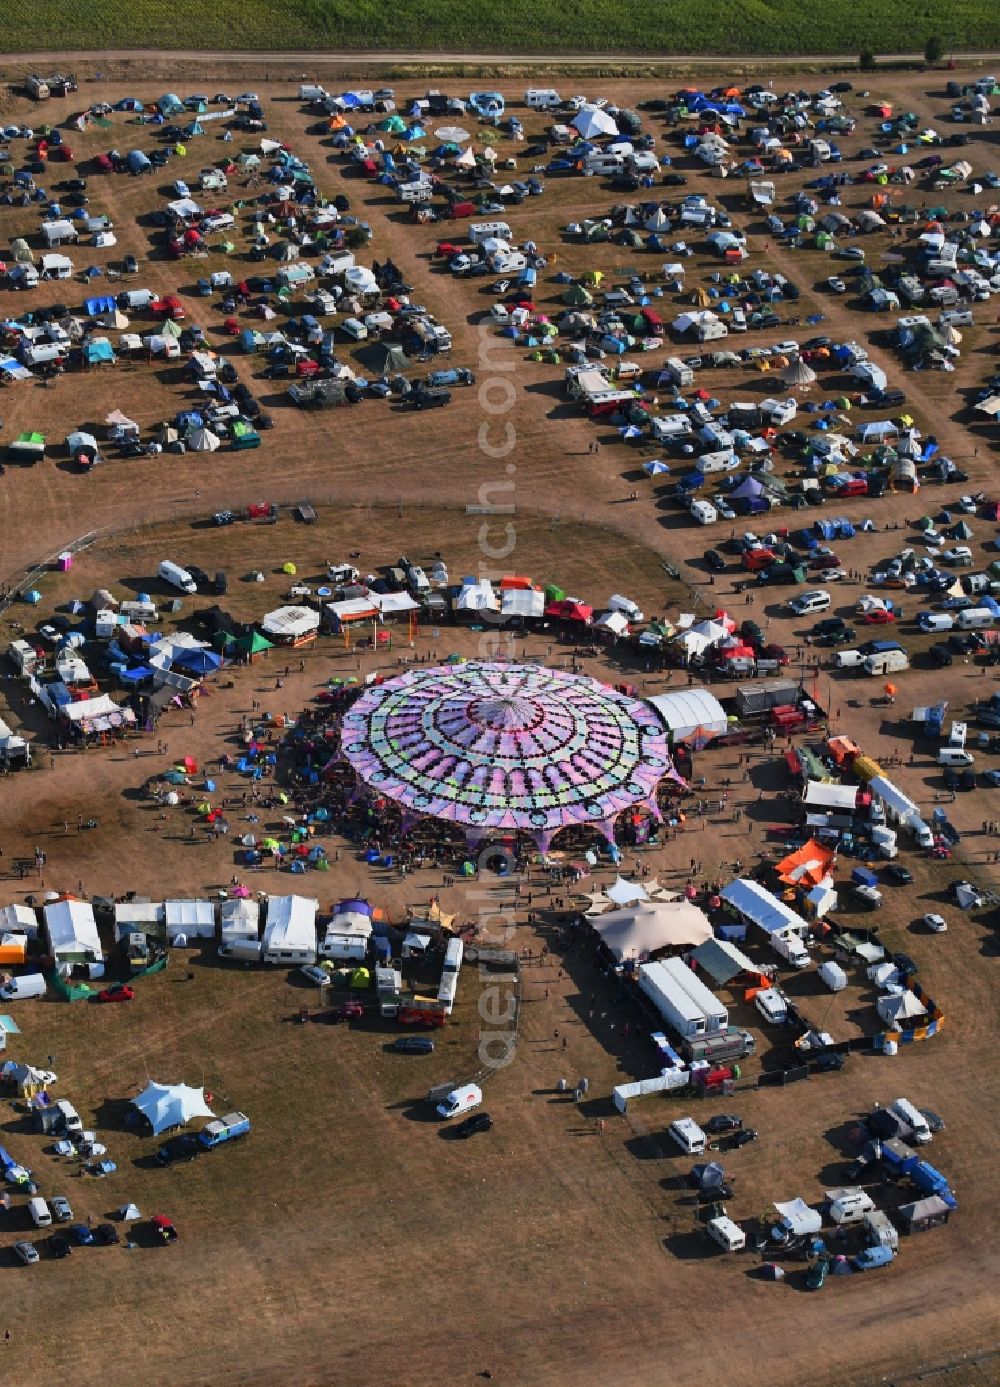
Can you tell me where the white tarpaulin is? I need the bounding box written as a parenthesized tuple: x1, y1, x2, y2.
(803, 781, 857, 811)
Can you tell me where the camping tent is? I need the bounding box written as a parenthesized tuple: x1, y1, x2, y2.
(132, 1080, 215, 1136)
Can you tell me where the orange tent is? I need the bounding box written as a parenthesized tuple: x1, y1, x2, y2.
(775, 838, 836, 889)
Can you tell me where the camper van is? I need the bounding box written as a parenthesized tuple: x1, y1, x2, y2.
(668, 1117, 707, 1155)
(863, 649, 908, 676)
(436, 1082, 483, 1119)
(158, 560, 197, 595)
(754, 988, 788, 1025)
(828, 1189, 876, 1225)
(956, 607, 994, 630)
(707, 1216, 746, 1252)
(469, 221, 513, 244)
(689, 500, 718, 526)
(525, 88, 562, 109)
(888, 1098, 932, 1145)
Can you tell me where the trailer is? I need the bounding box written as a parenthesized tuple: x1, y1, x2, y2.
(735, 679, 800, 718)
(638, 959, 727, 1040)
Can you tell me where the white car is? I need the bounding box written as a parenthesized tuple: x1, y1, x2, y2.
(828, 276, 847, 293)
(817, 568, 847, 583)
(923, 913, 948, 933)
(957, 495, 977, 513)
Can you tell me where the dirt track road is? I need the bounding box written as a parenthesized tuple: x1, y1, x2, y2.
(4, 48, 1000, 69)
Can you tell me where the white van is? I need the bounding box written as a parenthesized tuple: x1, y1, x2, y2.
(28, 1197, 52, 1228)
(436, 1082, 483, 1119)
(833, 649, 864, 668)
(888, 1098, 932, 1145)
(118, 288, 155, 311)
(957, 607, 994, 629)
(938, 747, 974, 767)
(668, 1117, 707, 1155)
(789, 589, 831, 616)
(918, 612, 953, 633)
(754, 988, 788, 1025)
(469, 221, 513, 244)
(707, 1215, 746, 1252)
(158, 560, 197, 595)
(0, 972, 46, 1001)
(690, 500, 718, 526)
(55, 1099, 83, 1136)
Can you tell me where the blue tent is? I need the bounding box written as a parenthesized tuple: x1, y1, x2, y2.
(126, 150, 151, 173)
(85, 295, 116, 316)
(173, 648, 223, 675)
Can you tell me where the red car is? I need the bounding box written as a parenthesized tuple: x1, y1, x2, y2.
(862, 609, 896, 624)
(150, 295, 186, 320)
(96, 983, 134, 1004)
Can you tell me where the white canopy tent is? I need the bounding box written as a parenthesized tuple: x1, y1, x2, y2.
(132, 1081, 215, 1137)
(587, 899, 712, 963)
(720, 878, 810, 938)
(647, 687, 728, 741)
(261, 606, 321, 640)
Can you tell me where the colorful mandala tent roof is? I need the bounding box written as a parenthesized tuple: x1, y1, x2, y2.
(340, 662, 674, 842)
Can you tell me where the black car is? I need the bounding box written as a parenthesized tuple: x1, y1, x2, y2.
(950, 633, 977, 654)
(704, 548, 727, 573)
(943, 768, 959, 791)
(741, 619, 764, 648)
(959, 768, 976, 792)
(49, 1233, 71, 1258)
(662, 172, 688, 186)
(213, 571, 228, 595)
(392, 1035, 435, 1054)
(94, 1223, 120, 1245)
(814, 627, 856, 647)
(186, 565, 209, 591)
(813, 1052, 845, 1073)
(454, 1112, 493, 1139)
(730, 1128, 758, 1148)
(812, 616, 848, 636)
(155, 1133, 201, 1166)
(884, 864, 913, 885)
(929, 643, 953, 667)
(123, 254, 138, 274)
(706, 1114, 742, 1134)
(919, 1109, 945, 1134)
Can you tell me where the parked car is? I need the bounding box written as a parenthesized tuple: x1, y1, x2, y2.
(50, 1196, 73, 1222)
(806, 1256, 829, 1290)
(923, 913, 948, 933)
(813, 1052, 846, 1072)
(884, 865, 913, 885)
(48, 1233, 71, 1258)
(95, 983, 134, 1004)
(929, 644, 953, 667)
(156, 1133, 201, 1166)
(299, 965, 331, 987)
(14, 1240, 39, 1265)
(454, 1112, 493, 1138)
(69, 1223, 94, 1246)
(730, 1128, 758, 1148)
(704, 548, 727, 572)
(392, 1035, 435, 1054)
(706, 1114, 743, 1133)
(96, 983, 134, 1004)
(94, 1222, 120, 1245)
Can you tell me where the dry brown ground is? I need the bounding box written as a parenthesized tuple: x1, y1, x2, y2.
(0, 65, 997, 1387)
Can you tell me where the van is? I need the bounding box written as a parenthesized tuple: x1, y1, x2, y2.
(863, 649, 908, 676)
(938, 309, 973, 328)
(55, 1099, 83, 1136)
(888, 1098, 932, 1145)
(917, 611, 954, 633)
(0, 972, 46, 1001)
(789, 589, 831, 616)
(668, 1117, 707, 1155)
(937, 747, 974, 767)
(707, 1215, 746, 1252)
(117, 288, 155, 311)
(833, 649, 864, 668)
(28, 1197, 52, 1228)
(436, 1082, 483, 1119)
(754, 988, 788, 1025)
(957, 607, 994, 630)
(158, 560, 197, 595)
(469, 221, 513, 244)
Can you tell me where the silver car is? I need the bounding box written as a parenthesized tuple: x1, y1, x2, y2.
(50, 1196, 73, 1222)
(14, 1241, 39, 1265)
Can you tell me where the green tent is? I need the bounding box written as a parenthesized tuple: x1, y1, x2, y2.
(48, 971, 92, 1002)
(236, 631, 274, 656)
(379, 115, 406, 134)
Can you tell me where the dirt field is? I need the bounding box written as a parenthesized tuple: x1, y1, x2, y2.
(0, 65, 998, 1387)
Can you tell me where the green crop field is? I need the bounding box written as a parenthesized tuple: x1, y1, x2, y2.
(5, 0, 1000, 57)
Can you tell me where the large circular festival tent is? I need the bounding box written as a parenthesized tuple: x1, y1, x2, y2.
(339, 662, 679, 850)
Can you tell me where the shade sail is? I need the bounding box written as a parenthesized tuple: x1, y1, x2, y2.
(132, 1081, 214, 1136)
(340, 662, 674, 842)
